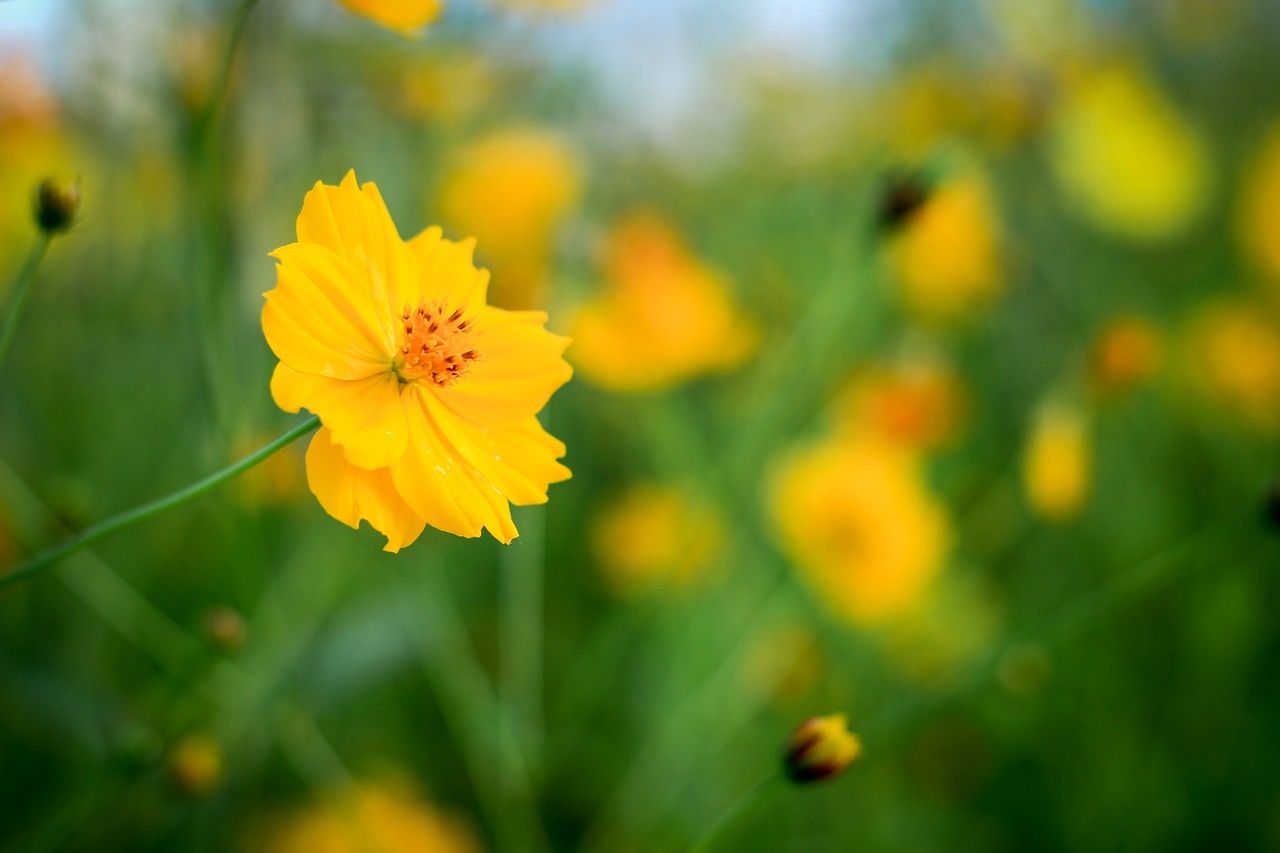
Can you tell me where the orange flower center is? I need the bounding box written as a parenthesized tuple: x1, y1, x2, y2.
(395, 301, 483, 386)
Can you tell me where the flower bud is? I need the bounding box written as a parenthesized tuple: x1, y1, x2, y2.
(783, 713, 861, 784)
(877, 172, 930, 231)
(202, 605, 248, 653)
(168, 733, 224, 798)
(34, 177, 80, 233)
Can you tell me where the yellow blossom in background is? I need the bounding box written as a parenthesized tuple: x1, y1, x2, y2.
(1022, 400, 1091, 522)
(1237, 125, 1280, 283)
(1185, 300, 1280, 432)
(263, 171, 572, 551)
(571, 214, 759, 391)
(335, 0, 442, 35)
(771, 431, 950, 626)
(1050, 64, 1209, 242)
(1088, 316, 1163, 398)
(837, 357, 968, 451)
(395, 53, 495, 126)
(888, 173, 1003, 323)
(591, 485, 722, 595)
(248, 783, 479, 853)
(168, 734, 225, 798)
(438, 128, 581, 309)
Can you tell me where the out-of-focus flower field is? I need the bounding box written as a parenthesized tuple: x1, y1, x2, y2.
(2, 0, 1280, 850)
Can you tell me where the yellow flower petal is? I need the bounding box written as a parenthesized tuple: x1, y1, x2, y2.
(305, 427, 428, 553)
(391, 384, 520, 542)
(336, 0, 443, 36)
(438, 306, 572, 426)
(407, 230, 490, 310)
(271, 364, 408, 470)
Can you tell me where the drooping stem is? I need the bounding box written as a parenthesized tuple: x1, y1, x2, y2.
(0, 234, 51, 376)
(0, 415, 319, 592)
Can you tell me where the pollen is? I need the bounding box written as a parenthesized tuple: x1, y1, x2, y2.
(395, 300, 484, 386)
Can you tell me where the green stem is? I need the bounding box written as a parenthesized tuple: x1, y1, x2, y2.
(0, 414, 319, 592)
(0, 233, 51, 376)
(687, 774, 779, 853)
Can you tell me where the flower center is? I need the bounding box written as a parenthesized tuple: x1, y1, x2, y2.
(395, 301, 483, 386)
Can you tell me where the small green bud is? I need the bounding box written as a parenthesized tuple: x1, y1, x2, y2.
(34, 177, 80, 233)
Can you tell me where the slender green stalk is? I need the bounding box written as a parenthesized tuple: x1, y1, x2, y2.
(0, 234, 51, 376)
(0, 415, 319, 592)
(687, 774, 780, 853)
(501, 505, 547, 784)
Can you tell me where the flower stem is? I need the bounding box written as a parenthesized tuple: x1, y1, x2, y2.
(0, 233, 51, 376)
(0, 415, 319, 592)
(687, 774, 780, 853)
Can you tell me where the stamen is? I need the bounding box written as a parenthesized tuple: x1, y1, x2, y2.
(394, 300, 484, 386)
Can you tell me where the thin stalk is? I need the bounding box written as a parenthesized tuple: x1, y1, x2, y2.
(500, 505, 546, 784)
(0, 234, 51, 376)
(0, 415, 319, 591)
(687, 774, 780, 853)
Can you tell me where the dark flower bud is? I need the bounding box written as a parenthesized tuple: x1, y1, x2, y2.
(34, 177, 80, 233)
(878, 172, 930, 231)
(783, 713, 860, 784)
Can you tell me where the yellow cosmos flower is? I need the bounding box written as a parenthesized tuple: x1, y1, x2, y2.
(888, 173, 1003, 324)
(1238, 125, 1280, 282)
(771, 432, 950, 626)
(1051, 64, 1209, 242)
(263, 171, 572, 551)
(248, 782, 479, 853)
(438, 128, 581, 309)
(571, 214, 759, 391)
(1185, 299, 1280, 432)
(1022, 400, 1091, 522)
(590, 485, 722, 596)
(335, 0, 442, 35)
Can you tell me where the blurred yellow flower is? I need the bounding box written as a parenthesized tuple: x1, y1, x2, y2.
(1238, 125, 1280, 282)
(1022, 400, 1091, 522)
(571, 214, 758, 391)
(168, 734, 225, 798)
(1088, 316, 1163, 398)
(1186, 300, 1280, 431)
(249, 783, 479, 853)
(263, 171, 572, 551)
(336, 0, 442, 35)
(1051, 65, 1209, 242)
(438, 129, 581, 309)
(838, 358, 968, 451)
(395, 53, 495, 126)
(888, 173, 1003, 323)
(771, 432, 950, 626)
(591, 485, 722, 595)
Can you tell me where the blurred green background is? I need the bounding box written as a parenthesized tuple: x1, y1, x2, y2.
(2, 0, 1280, 850)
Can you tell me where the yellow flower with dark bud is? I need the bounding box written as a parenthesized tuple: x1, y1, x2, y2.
(263, 171, 572, 551)
(590, 485, 722, 596)
(771, 431, 950, 626)
(571, 214, 758, 391)
(888, 173, 1002, 324)
(335, 0, 442, 35)
(247, 782, 479, 853)
(1022, 400, 1091, 522)
(1050, 64, 1209, 242)
(783, 713, 861, 784)
(438, 128, 581, 309)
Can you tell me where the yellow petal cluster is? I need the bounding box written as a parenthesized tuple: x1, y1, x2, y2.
(263, 171, 572, 551)
(1050, 64, 1209, 242)
(438, 128, 581, 309)
(771, 431, 950, 626)
(247, 783, 479, 853)
(571, 214, 759, 391)
(888, 173, 1003, 323)
(1238, 124, 1280, 282)
(590, 485, 723, 596)
(335, 0, 442, 35)
(1185, 299, 1280, 432)
(1022, 400, 1091, 522)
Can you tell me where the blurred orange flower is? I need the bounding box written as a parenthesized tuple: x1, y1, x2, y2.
(1022, 400, 1091, 522)
(438, 128, 581, 308)
(336, 0, 442, 35)
(1185, 300, 1280, 431)
(249, 783, 479, 853)
(838, 357, 968, 451)
(571, 214, 758, 391)
(591, 485, 722, 595)
(263, 171, 572, 551)
(888, 173, 1003, 323)
(1051, 64, 1209, 242)
(1088, 316, 1162, 398)
(771, 432, 950, 626)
